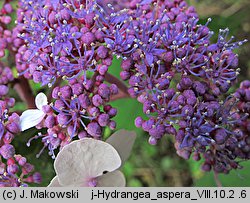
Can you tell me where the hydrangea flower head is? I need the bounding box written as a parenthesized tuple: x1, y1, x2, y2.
(0, 0, 249, 187)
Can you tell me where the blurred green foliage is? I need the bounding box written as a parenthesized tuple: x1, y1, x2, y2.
(8, 0, 250, 187)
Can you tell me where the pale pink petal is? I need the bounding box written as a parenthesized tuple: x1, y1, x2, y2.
(48, 176, 62, 187)
(54, 138, 121, 186)
(106, 130, 136, 164)
(97, 170, 126, 187)
(20, 109, 45, 131)
(35, 92, 48, 110)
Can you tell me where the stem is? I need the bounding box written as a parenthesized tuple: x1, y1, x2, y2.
(0, 61, 6, 68)
(213, 171, 222, 187)
(13, 77, 36, 109)
(110, 90, 130, 101)
(105, 73, 129, 96)
(91, 72, 99, 84)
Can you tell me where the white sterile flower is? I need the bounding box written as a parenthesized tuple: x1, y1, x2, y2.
(48, 130, 136, 187)
(20, 92, 48, 131)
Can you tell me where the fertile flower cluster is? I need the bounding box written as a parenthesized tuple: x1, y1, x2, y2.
(91, 0, 248, 173)
(174, 88, 249, 174)
(16, 0, 113, 86)
(50, 77, 118, 138)
(0, 0, 23, 57)
(0, 1, 42, 187)
(0, 1, 13, 58)
(0, 81, 41, 186)
(14, 0, 121, 156)
(0, 0, 248, 187)
(21, 77, 118, 158)
(14, 0, 249, 173)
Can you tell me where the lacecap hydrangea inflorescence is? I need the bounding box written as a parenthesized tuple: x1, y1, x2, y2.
(0, 0, 248, 186)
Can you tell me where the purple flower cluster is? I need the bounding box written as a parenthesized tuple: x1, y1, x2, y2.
(90, 0, 248, 173)
(0, 85, 41, 187)
(8, 0, 248, 174)
(16, 0, 112, 86)
(0, 1, 23, 58)
(0, 1, 13, 58)
(0, 1, 41, 186)
(51, 78, 118, 138)
(27, 76, 118, 158)
(174, 89, 249, 173)
(13, 0, 120, 156)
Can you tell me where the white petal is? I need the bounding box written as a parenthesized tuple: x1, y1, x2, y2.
(35, 92, 48, 110)
(47, 176, 62, 187)
(97, 170, 126, 187)
(106, 129, 136, 164)
(20, 109, 45, 131)
(54, 138, 121, 186)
